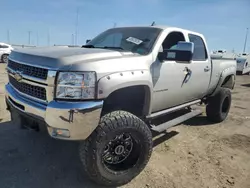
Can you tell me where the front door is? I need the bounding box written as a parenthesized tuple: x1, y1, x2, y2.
(151, 31, 193, 112)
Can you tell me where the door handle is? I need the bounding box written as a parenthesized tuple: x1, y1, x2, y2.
(183, 67, 191, 74)
(204, 66, 210, 72)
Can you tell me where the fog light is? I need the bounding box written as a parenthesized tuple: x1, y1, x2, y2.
(52, 128, 70, 138)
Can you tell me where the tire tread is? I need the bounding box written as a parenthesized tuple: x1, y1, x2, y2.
(79, 110, 152, 186)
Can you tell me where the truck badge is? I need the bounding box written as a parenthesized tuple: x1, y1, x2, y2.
(13, 71, 23, 82)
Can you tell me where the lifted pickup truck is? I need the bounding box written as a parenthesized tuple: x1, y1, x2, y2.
(5, 25, 236, 186)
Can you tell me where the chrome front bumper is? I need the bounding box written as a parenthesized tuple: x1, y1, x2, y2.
(5, 83, 103, 140)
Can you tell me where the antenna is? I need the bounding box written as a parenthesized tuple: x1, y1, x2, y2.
(151, 21, 155, 26)
(243, 28, 249, 53)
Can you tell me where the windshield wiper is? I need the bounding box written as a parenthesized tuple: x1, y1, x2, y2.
(100, 46, 124, 50)
(82, 45, 124, 50)
(81, 44, 95, 48)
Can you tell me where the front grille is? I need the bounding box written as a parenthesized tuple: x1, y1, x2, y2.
(8, 60, 48, 80)
(9, 75, 46, 101)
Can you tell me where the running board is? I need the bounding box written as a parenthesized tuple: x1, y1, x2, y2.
(151, 109, 202, 133)
(147, 99, 201, 119)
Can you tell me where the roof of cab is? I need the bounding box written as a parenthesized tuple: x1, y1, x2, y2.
(0, 42, 11, 46)
(113, 25, 203, 37)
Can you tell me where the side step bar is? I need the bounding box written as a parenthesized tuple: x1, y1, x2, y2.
(151, 109, 202, 133)
(147, 99, 201, 119)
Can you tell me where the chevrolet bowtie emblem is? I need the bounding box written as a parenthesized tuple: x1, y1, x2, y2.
(13, 71, 23, 82)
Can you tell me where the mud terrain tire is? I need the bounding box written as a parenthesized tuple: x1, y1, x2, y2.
(79, 110, 153, 187)
(206, 88, 232, 123)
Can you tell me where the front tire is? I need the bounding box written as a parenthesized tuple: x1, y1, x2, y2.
(79, 110, 153, 187)
(206, 88, 232, 123)
(1, 54, 9, 63)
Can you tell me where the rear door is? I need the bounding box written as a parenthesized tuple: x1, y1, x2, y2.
(187, 34, 211, 100)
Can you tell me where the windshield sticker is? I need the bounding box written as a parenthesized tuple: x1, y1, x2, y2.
(126, 37, 143, 45)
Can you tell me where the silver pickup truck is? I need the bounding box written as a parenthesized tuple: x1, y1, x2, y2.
(5, 26, 236, 186)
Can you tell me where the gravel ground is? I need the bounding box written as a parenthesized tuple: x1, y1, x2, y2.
(0, 64, 250, 188)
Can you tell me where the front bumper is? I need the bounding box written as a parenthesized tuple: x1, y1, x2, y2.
(5, 83, 103, 140)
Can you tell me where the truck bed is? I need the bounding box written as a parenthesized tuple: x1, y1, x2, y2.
(207, 55, 237, 95)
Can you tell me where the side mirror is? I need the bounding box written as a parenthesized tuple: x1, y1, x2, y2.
(158, 41, 194, 62)
(86, 39, 91, 44)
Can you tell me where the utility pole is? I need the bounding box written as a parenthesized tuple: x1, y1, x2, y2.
(243, 28, 249, 53)
(36, 32, 39, 46)
(7, 30, 10, 44)
(28, 31, 31, 45)
(75, 7, 79, 46)
(71, 34, 74, 45)
(47, 29, 50, 46)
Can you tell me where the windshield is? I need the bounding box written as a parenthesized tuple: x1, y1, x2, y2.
(86, 27, 162, 55)
(236, 58, 246, 63)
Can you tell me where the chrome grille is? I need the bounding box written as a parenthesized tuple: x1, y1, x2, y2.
(8, 60, 48, 80)
(9, 75, 46, 101)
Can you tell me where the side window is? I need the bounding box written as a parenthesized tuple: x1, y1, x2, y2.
(0, 45, 9, 49)
(188, 34, 207, 61)
(162, 32, 185, 50)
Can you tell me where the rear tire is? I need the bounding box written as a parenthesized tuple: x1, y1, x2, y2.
(79, 110, 153, 187)
(206, 88, 231, 123)
(1, 54, 9, 63)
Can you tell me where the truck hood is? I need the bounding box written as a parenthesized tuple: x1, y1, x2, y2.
(9, 46, 132, 69)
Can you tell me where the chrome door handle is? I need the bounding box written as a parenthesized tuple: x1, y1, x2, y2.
(204, 66, 210, 72)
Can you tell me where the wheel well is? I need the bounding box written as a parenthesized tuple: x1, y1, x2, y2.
(221, 75, 235, 89)
(1, 53, 9, 59)
(101, 85, 150, 118)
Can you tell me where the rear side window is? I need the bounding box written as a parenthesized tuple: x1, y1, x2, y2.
(188, 34, 207, 61)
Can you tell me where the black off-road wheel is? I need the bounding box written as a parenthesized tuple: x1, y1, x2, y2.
(206, 88, 232, 123)
(79, 110, 153, 187)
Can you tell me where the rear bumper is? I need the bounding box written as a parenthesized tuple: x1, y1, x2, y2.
(5, 83, 103, 140)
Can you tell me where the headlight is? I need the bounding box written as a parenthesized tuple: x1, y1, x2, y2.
(56, 72, 96, 99)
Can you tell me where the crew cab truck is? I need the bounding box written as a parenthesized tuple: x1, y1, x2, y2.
(5, 26, 236, 187)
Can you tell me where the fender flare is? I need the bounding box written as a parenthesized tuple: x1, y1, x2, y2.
(210, 66, 236, 96)
(97, 70, 153, 115)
